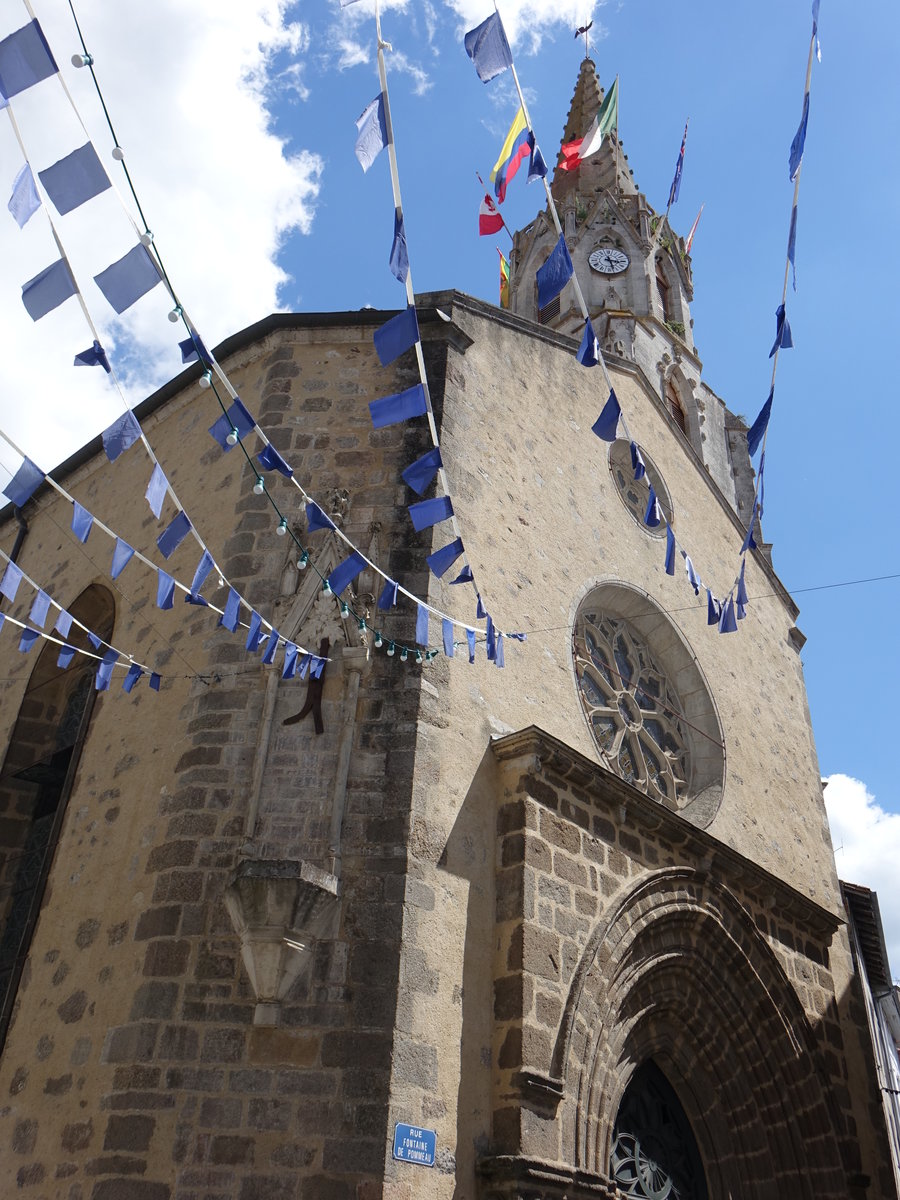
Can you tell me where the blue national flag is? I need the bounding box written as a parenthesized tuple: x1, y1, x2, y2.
(667, 121, 688, 207)
(464, 13, 513, 83)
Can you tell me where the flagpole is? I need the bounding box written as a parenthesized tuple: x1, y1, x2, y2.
(654, 117, 688, 248)
(495, 3, 619, 400)
(373, 0, 472, 586)
(476, 171, 514, 242)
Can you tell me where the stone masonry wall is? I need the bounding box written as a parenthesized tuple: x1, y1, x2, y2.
(0, 312, 453, 1198)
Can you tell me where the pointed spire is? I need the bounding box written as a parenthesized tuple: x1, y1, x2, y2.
(552, 58, 637, 202)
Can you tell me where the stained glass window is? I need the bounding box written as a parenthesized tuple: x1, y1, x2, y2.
(608, 440, 673, 537)
(574, 611, 688, 809)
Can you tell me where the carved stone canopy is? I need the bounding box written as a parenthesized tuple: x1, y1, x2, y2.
(224, 858, 341, 1025)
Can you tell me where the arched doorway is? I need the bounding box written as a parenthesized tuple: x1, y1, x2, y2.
(0, 583, 115, 1048)
(611, 1060, 708, 1199)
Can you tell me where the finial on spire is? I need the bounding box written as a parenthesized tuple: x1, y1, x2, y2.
(574, 20, 593, 58)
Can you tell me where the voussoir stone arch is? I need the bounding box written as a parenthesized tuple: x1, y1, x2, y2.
(551, 868, 847, 1199)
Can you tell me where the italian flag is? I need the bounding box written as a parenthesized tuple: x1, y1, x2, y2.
(559, 76, 618, 172)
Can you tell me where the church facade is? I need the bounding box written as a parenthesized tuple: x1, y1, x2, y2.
(0, 59, 894, 1200)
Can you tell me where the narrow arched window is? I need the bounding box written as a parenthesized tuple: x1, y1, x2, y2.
(666, 381, 687, 435)
(655, 260, 670, 323)
(0, 584, 115, 1049)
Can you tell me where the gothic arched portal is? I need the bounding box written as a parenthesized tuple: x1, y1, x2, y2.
(610, 1060, 708, 1200)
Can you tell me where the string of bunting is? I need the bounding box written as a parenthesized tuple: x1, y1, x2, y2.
(463, 2, 821, 635)
(0, 541, 157, 691)
(343, 0, 514, 667)
(0, 431, 327, 687)
(2, 1, 520, 670)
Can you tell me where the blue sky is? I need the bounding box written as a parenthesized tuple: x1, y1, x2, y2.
(0, 0, 896, 957)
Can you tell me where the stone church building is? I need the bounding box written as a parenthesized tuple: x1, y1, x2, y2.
(0, 58, 894, 1199)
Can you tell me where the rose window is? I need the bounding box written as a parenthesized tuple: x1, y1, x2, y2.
(574, 612, 688, 809)
(608, 439, 673, 538)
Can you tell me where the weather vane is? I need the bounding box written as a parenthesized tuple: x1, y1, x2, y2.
(575, 19, 593, 57)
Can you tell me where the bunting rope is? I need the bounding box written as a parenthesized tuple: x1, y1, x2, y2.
(465, 1, 821, 636)
(4, 0, 517, 669)
(0, 542, 152, 672)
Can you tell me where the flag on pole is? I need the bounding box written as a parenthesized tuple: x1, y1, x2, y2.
(667, 121, 688, 207)
(479, 192, 503, 236)
(464, 12, 513, 83)
(559, 76, 618, 171)
(684, 203, 704, 255)
(490, 107, 532, 202)
(498, 249, 509, 308)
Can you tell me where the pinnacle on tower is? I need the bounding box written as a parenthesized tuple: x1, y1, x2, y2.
(552, 57, 637, 202)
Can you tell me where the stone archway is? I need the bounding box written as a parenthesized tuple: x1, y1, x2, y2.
(554, 868, 848, 1199)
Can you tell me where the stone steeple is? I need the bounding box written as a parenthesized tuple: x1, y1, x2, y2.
(506, 56, 757, 516)
(551, 57, 638, 203)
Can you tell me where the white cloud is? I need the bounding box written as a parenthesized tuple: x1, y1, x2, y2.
(337, 38, 370, 71)
(389, 51, 432, 95)
(0, 1, 321, 484)
(824, 774, 900, 979)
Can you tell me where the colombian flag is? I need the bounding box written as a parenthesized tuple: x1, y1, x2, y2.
(490, 107, 531, 203)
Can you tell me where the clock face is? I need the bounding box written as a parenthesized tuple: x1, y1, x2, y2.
(589, 247, 629, 275)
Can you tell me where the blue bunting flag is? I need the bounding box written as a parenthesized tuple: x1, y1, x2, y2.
(245, 611, 263, 652)
(190, 550, 215, 596)
(156, 570, 175, 610)
(592, 390, 621, 442)
(644, 487, 662, 528)
(442, 618, 454, 658)
(19, 628, 39, 654)
(8, 163, 40, 227)
(536, 235, 574, 311)
(789, 92, 809, 182)
(664, 524, 676, 575)
(306, 501, 335, 532)
(576, 318, 600, 367)
(718, 595, 738, 634)
(427, 537, 464, 579)
(102, 411, 141, 462)
(402, 447, 442, 496)
(57, 644, 76, 669)
(466, 629, 476, 663)
(0, 561, 22, 603)
(22, 259, 77, 320)
(355, 93, 388, 172)
(0, 21, 58, 99)
(54, 609, 73, 638)
(123, 663, 143, 693)
(94, 244, 161, 315)
(408, 495, 453, 532)
(327, 551, 366, 596)
(769, 304, 793, 358)
(747, 388, 773, 458)
(157, 511, 192, 559)
(3, 456, 43, 506)
(389, 211, 409, 283)
(110, 538, 134, 581)
(145, 463, 167, 519)
(416, 604, 429, 647)
(29, 589, 51, 628)
(72, 501, 93, 543)
(221, 588, 241, 632)
(39, 142, 110, 215)
(75, 339, 111, 374)
(464, 12, 513, 82)
(209, 398, 256, 451)
(378, 578, 398, 610)
(257, 443, 293, 477)
(369, 383, 427, 429)
(374, 304, 419, 366)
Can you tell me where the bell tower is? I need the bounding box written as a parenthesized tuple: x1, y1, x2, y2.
(509, 56, 753, 518)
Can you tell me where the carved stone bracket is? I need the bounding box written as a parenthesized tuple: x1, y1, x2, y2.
(224, 859, 341, 1025)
